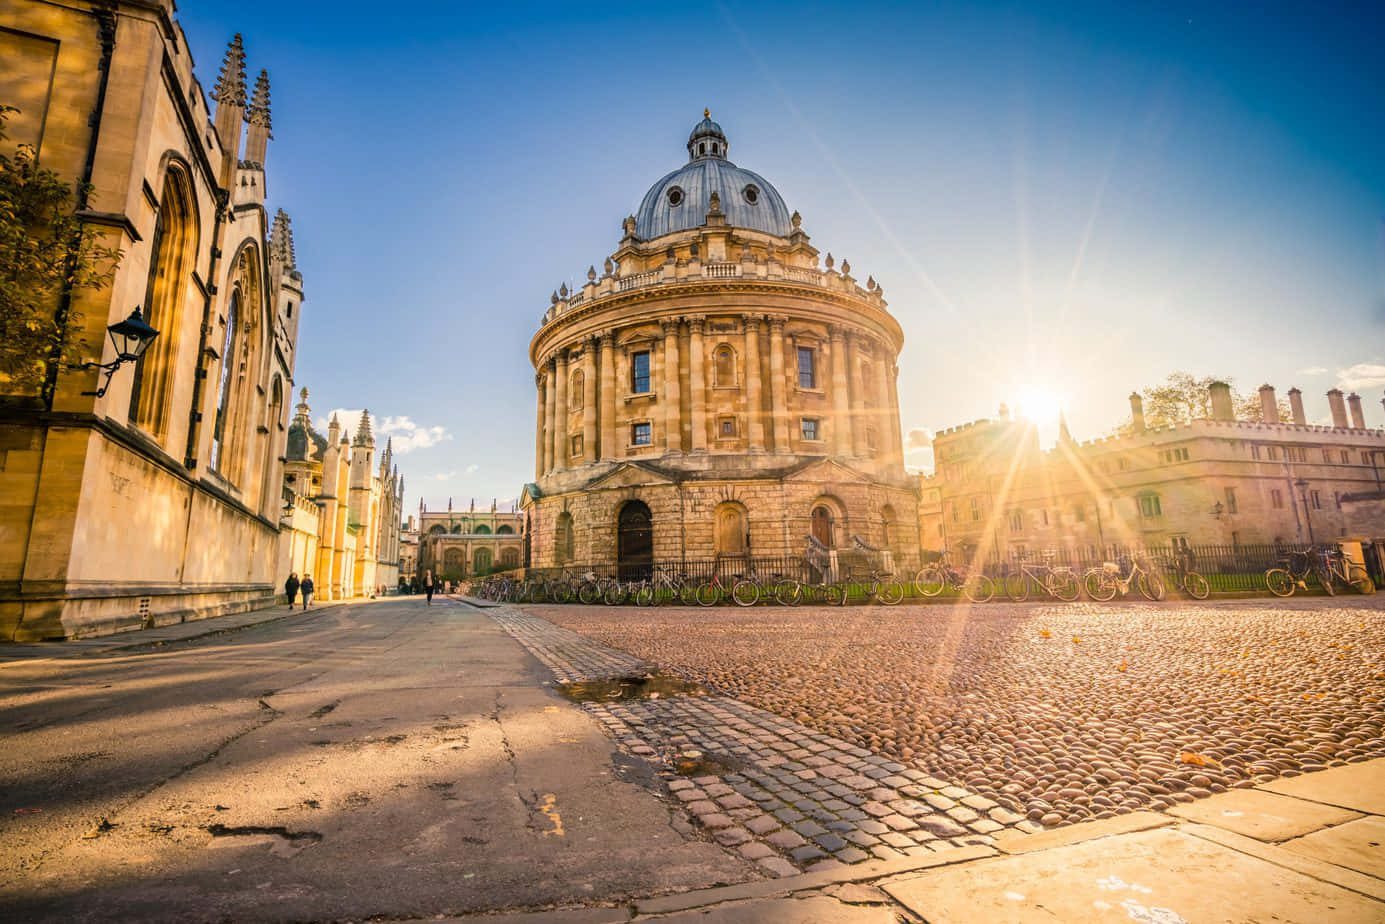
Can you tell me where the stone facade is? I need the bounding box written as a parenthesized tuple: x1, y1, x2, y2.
(0, 5, 303, 638)
(920, 384, 1385, 561)
(522, 114, 917, 575)
(415, 503, 525, 583)
(278, 392, 403, 600)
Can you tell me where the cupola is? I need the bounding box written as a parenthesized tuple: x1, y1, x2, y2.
(687, 109, 729, 161)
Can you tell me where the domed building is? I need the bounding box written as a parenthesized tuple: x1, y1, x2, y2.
(521, 113, 918, 576)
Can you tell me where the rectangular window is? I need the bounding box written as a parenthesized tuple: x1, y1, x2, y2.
(1323, 448, 1333, 463)
(719, 417, 737, 437)
(1224, 487, 1237, 514)
(1251, 444, 1262, 460)
(970, 497, 981, 522)
(1271, 488, 1283, 509)
(570, 434, 583, 457)
(1311, 489, 1322, 510)
(631, 351, 650, 394)
(1009, 510, 1023, 531)
(1139, 495, 1162, 518)
(1178, 448, 1189, 461)
(800, 417, 820, 441)
(631, 421, 651, 446)
(796, 346, 817, 388)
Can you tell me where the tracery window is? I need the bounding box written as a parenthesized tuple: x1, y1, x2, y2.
(208, 291, 239, 473)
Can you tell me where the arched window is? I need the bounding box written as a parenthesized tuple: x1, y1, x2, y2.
(473, 547, 493, 574)
(474, 524, 491, 535)
(428, 525, 446, 535)
(129, 165, 196, 439)
(714, 502, 748, 557)
(496, 524, 515, 535)
(260, 376, 284, 514)
(443, 548, 465, 574)
(208, 290, 239, 473)
(715, 345, 736, 387)
(500, 547, 520, 569)
(555, 511, 574, 564)
(570, 370, 584, 409)
(881, 504, 898, 550)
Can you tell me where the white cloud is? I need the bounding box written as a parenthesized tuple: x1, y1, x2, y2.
(433, 471, 458, 481)
(465, 464, 479, 474)
(315, 408, 452, 455)
(1336, 363, 1385, 392)
(1296, 366, 1328, 376)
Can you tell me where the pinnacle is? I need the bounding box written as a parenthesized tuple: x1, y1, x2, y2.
(212, 34, 247, 106)
(247, 69, 272, 131)
(353, 409, 375, 447)
(270, 209, 296, 269)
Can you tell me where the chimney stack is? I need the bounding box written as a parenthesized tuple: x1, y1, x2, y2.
(1209, 381, 1234, 421)
(1347, 392, 1366, 429)
(1129, 392, 1146, 432)
(1327, 389, 1348, 428)
(1258, 384, 1277, 423)
(1288, 387, 1306, 425)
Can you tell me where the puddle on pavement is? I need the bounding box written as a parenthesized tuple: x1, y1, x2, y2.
(558, 672, 706, 704)
(671, 753, 735, 777)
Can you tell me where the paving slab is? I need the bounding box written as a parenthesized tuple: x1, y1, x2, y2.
(1257, 761, 1385, 816)
(991, 811, 1171, 855)
(883, 826, 1383, 924)
(647, 894, 898, 923)
(1168, 788, 1362, 842)
(1281, 816, 1385, 880)
(1180, 823, 1385, 903)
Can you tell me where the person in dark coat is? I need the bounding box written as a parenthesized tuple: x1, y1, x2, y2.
(285, 573, 299, 608)
(423, 570, 435, 605)
(300, 574, 315, 609)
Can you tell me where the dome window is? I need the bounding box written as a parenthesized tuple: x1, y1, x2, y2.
(667, 186, 684, 207)
(743, 184, 760, 205)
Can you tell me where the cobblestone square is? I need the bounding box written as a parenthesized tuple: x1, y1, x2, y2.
(526, 597, 1385, 832)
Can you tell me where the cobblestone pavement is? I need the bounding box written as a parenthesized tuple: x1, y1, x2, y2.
(490, 607, 1036, 876)
(527, 596, 1385, 829)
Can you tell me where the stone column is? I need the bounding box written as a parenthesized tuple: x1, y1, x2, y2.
(534, 371, 545, 480)
(768, 316, 789, 452)
(662, 318, 682, 453)
(743, 315, 765, 451)
(872, 342, 894, 465)
(599, 331, 617, 460)
(582, 337, 597, 462)
(553, 348, 569, 470)
(829, 325, 850, 458)
(687, 316, 708, 452)
(542, 358, 556, 475)
(847, 330, 866, 456)
(889, 362, 904, 474)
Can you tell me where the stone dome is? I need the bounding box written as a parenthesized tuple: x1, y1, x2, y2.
(634, 113, 793, 240)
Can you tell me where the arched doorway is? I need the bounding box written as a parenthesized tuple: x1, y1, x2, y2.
(714, 502, 748, 557)
(617, 500, 653, 580)
(811, 505, 835, 548)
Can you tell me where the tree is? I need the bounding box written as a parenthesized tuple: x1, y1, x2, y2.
(1117, 371, 1289, 434)
(0, 106, 120, 398)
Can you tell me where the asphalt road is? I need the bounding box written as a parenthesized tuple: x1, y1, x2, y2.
(0, 599, 749, 922)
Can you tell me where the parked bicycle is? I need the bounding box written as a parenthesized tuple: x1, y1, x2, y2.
(1268, 545, 1373, 596)
(914, 552, 996, 603)
(1166, 549, 1210, 600)
(1003, 552, 1080, 602)
(1084, 553, 1165, 602)
(828, 568, 907, 606)
(695, 560, 760, 607)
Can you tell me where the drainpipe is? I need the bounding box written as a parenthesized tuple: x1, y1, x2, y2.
(42, 10, 117, 410)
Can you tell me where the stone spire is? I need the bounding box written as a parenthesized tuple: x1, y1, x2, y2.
(353, 410, 375, 447)
(212, 34, 247, 106)
(243, 69, 272, 165)
(212, 34, 247, 178)
(269, 209, 297, 271)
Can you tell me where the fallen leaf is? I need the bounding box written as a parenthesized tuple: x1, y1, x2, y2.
(1117, 660, 1128, 672)
(1038, 629, 1052, 639)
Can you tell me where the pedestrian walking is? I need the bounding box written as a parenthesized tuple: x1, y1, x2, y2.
(284, 572, 299, 608)
(300, 574, 314, 609)
(423, 569, 435, 605)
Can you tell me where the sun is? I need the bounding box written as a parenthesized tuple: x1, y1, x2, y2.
(1017, 384, 1062, 425)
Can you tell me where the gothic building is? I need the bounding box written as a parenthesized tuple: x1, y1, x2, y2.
(415, 501, 524, 583)
(1, 4, 303, 638)
(521, 113, 918, 576)
(279, 392, 403, 599)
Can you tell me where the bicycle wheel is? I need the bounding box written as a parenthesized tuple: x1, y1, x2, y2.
(962, 574, 995, 603)
(678, 582, 701, 606)
(1084, 569, 1118, 602)
(1264, 569, 1294, 597)
(915, 565, 945, 597)
(774, 580, 803, 606)
(1348, 565, 1375, 594)
(823, 583, 847, 606)
(1004, 572, 1031, 602)
(1051, 569, 1080, 602)
(1315, 566, 1336, 596)
(731, 580, 760, 607)
(695, 582, 720, 607)
(1135, 571, 1164, 602)
(1182, 571, 1210, 600)
(877, 579, 905, 606)
(577, 582, 601, 605)
(634, 584, 655, 607)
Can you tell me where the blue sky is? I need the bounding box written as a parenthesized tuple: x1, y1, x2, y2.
(176, 0, 1385, 509)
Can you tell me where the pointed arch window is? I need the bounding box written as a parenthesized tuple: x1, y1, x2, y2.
(209, 291, 239, 473)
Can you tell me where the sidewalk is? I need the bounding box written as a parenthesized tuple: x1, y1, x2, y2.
(459, 758, 1382, 922)
(0, 595, 387, 662)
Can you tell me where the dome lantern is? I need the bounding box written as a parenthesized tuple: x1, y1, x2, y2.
(687, 108, 728, 161)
